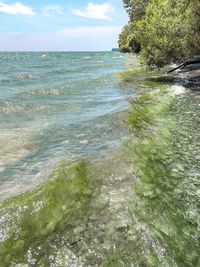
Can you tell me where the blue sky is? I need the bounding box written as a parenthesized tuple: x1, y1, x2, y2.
(0, 0, 128, 51)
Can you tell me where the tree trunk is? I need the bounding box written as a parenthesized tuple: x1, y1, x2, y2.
(167, 59, 200, 73)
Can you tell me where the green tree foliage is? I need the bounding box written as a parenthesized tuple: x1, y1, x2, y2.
(123, 0, 149, 21)
(120, 0, 200, 67)
(186, 0, 200, 57)
(119, 24, 141, 53)
(136, 0, 200, 67)
(118, 0, 148, 52)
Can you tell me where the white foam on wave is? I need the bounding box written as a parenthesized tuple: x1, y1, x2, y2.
(0, 103, 25, 113)
(0, 102, 51, 114)
(171, 85, 186, 95)
(16, 72, 36, 80)
(32, 87, 60, 96)
(41, 54, 47, 58)
(79, 140, 89, 145)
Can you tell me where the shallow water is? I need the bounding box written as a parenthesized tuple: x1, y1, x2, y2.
(0, 52, 134, 199)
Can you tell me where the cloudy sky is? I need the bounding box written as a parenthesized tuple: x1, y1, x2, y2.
(0, 0, 128, 51)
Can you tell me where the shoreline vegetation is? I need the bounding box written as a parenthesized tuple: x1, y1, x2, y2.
(1, 62, 200, 266)
(119, 0, 200, 68)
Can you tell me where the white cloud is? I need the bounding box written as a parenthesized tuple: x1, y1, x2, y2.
(58, 26, 122, 38)
(75, 2, 114, 20)
(43, 5, 64, 16)
(0, 1, 34, 15)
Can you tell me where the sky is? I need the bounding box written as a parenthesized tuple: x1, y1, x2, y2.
(0, 0, 128, 51)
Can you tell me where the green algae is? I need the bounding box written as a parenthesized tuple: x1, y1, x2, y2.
(0, 161, 95, 266)
(98, 83, 175, 266)
(120, 68, 149, 82)
(100, 73, 200, 266)
(127, 87, 173, 132)
(121, 85, 200, 266)
(120, 66, 176, 88)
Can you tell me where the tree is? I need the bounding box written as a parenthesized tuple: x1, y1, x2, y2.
(118, 24, 141, 53)
(135, 0, 200, 67)
(185, 0, 200, 57)
(119, 0, 148, 53)
(123, 0, 149, 21)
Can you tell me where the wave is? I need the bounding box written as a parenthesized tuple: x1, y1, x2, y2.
(40, 54, 48, 59)
(20, 87, 63, 99)
(0, 102, 48, 114)
(16, 72, 38, 80)
(0, 103, 26, 113)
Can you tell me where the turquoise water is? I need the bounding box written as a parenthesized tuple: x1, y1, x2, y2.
(0, 52, 133, 199)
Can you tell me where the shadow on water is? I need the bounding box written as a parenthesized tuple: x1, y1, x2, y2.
(1, 65, 200, 266)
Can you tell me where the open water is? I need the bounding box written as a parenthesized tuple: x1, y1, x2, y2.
(0, 52, 133, 199)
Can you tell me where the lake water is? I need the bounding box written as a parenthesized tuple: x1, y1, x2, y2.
(0, 52, 134, 198)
